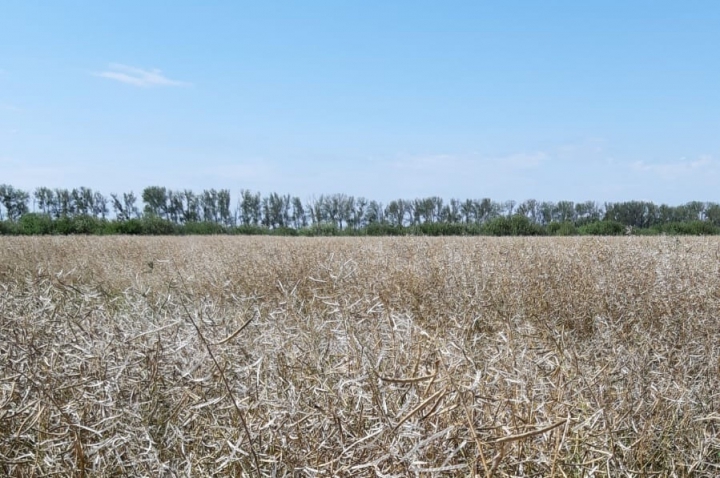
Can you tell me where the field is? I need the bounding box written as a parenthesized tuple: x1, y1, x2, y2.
(1, 236, 719, 477)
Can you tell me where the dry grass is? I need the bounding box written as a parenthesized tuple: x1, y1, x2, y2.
(1, 236, 719, 477)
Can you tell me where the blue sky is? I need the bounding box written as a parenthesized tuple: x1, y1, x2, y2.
(1, 1, 719, 205)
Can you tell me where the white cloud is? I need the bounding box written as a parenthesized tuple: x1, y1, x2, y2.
(94, 63, 191, 88)
(631, 155, 715, 178)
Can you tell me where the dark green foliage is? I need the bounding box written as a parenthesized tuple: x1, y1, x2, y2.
(270, 226, 299, 236)
(19, 213, 54, 235)
(299, 223, 342, 236)
(578, 220, 625, 236)
(0, 184, 30, 221)
(230, 225, 267, 235)
(112, 219, 144, 235)
(414, 222, 468, 236)
(46, 215, 106, 235)
(365, 223, 403, 236)
(547, 221, 577, 236)
(140, 216, 177, 235)
(484, 217, 513, 236)
(181, 221, 227, 235)
(1, 182, 720, 236)
(484, 215, 544, 236)
(71, 215, 105, 234)
(654, 221, 720, 235)
(0, 220, 19, 235)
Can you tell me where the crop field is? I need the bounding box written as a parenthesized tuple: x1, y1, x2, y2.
(1, 236, 719, 477)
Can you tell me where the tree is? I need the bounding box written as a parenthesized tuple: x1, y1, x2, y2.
(111, 192, 139, 221)
(517, 199, 540, 224)
(217, 189, 232, 226)
(574, 201, 601, 225)
(366, 200, 384, 224)
(142, 186, 168, 219)
(705, 203, 720, 227)
(239, 190, 261, 225)
(539, 201, 555, 226)
(474, 198, 496, 224)
(555, 201, 576, 223)
(291, 197, 306, 228)
(683, 201, 706, 221)
(183, 190, 200, 222)
(264, 192, 289, 228)
(166, 190, 183, 223)
(504, 200, 517, 217)
(352, 197, 368, 229)
(605, 201, 656, 228)
(53, 189, 74, 218)
(72, 187, 95, 216)
(201, 189, 219, 223)
(450, 198, 462, 223)
(0, 184, 29, 221)
(461, 199, 475, 224)
(92, 191, 109, 218)
(34, 187, 55, 216)
(385, 200, 406, 227)
(306, 196, 322, 226)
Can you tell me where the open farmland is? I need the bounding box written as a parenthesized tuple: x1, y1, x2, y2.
(1, 236, 719, 476)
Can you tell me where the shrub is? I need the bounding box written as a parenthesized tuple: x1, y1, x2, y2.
(230, 225, 267, 235)
(484, 217, 513, 236)
(365, 223, 403, 236)
(547, 221, 577, 236)
(578, 220, 624, 236)
(485, 215, 544, 236)
(19, 213, 54, 235)
(71, 215, 105, 234)
(270, 226, 299, 236)
(111, 219, 144, 235)
(299, 223, 341, 236)
(656, 221, 720, 235)
(181, 221, 227, 235)
(414, 222, 471, 236)
(140, 216, 177, 235)
(0, 220, 20, 235)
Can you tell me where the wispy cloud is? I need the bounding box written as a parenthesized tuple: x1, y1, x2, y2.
(94, 63, 191, 88)
(631, 155, 715, 178)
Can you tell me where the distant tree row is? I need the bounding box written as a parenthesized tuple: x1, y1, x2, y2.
(1, 183, 719, 235)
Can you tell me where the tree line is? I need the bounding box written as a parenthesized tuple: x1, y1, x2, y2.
(0, 183, 719, 235)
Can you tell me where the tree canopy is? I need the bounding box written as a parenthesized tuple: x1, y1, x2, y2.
(0, 183, 718, 236)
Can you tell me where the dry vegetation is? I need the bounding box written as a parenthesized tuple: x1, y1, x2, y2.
(1, 236, 719, 477)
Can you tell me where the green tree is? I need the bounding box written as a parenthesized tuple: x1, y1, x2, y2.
(385, 200, 406, 227)
(92, 191, 109, 218)
(34, 187, 55, 216)
(111, 191, 139, 221)
(239, 190, 262, 225)
(217, 189, 232, 226)
(142, 186, 169, 219)
(291, 197, 306, 228)
(0, 184, 30, 221)
(183, 190, 200, 222)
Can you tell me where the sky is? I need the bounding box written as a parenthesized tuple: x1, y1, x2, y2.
(1, 1, 719, 205)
